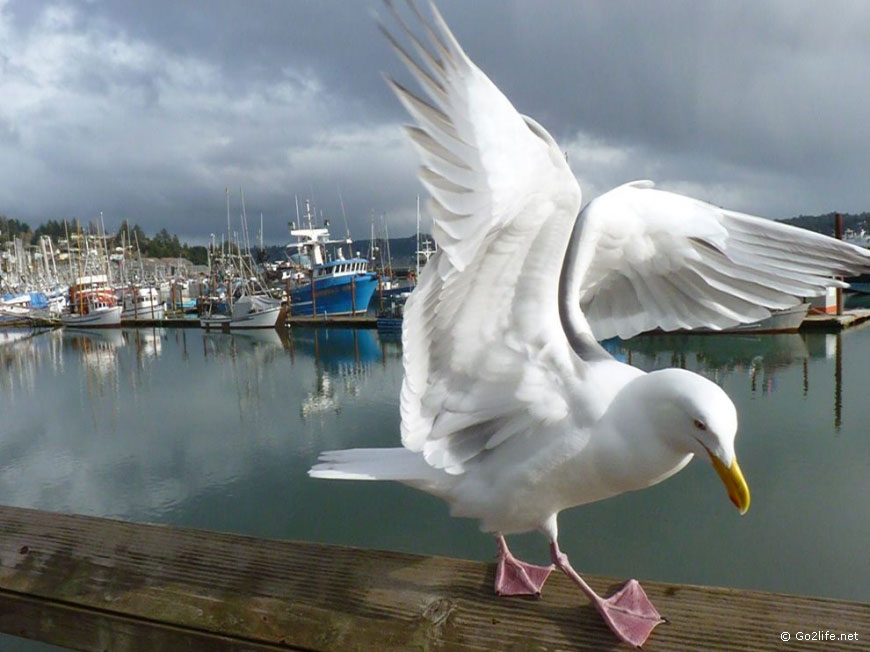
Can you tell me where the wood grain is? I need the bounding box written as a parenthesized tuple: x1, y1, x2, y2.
(0, 505, 865, 650)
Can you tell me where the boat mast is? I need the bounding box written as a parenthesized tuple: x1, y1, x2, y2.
(225, 187, 233, 311)
(99, 211, 112, 286)
(383, 215, 393, 280)
(414, 195, 420, 282)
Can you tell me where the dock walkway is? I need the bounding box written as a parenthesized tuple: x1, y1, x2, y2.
(801, 308, 870, 331)
(0, 505, 865, 650)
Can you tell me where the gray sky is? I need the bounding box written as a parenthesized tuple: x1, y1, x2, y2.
(1, 1, 869, 245)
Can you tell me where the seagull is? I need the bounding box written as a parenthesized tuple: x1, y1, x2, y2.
(310, 1, 870, 646)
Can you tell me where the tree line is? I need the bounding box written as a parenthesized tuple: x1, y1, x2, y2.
(0, 215, 209, 265)
(779, 212, 870, 237)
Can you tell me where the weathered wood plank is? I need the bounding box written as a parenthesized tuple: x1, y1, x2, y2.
(0, 505, 866, 651)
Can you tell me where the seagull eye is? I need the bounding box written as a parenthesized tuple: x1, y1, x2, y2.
(693, 419, 707, 431)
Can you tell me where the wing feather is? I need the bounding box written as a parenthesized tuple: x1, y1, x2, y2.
(384, 2, 586, 474)
(571, 184, 870, 340)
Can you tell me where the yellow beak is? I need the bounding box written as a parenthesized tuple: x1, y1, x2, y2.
(708, 452, 750, 515)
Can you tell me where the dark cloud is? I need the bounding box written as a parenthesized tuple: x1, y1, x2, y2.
(1, 1, 869, 246)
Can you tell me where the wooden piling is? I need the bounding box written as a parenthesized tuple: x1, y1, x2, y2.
(835, 212, 844, 316)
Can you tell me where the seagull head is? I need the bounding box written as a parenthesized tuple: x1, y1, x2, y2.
(642, 368, 750, 515)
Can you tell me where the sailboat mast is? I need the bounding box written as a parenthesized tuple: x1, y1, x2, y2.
(383, 215, 392, 279)
(225, 188, 233, 310)
(99, 211, 112, 285)
(415, 195, 421, 278)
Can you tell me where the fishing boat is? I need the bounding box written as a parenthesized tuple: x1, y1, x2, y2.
(713, 303, 810, 333)
(285, 200, 378, 317)
(119, 286, 165, 321)
(200, 191, 283, 330)
(0, 293, 36, 321)
(61, 274, 122, 327)
(200, 292, 282, 330)
(199, 295, 231, 329)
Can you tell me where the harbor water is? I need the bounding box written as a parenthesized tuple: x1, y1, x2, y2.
(1, 323, 868, 649)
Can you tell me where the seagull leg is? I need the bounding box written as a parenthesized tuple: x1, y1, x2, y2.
(494, 535, 554, 597)
(550, 541, 665, 648)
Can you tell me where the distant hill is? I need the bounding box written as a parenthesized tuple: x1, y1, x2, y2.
(778, 212, 870, 237)
(260, 213, 870, 267)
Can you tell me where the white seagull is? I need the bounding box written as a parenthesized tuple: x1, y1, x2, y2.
(310, 1, 870, 647)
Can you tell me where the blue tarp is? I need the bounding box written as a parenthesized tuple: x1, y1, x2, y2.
(29, 293, 49, 308)
(1, 292, 49, 308)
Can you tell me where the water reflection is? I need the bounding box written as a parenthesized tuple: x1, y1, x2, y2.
(293, 329, 381, 418)
(0, 326, 855, 434)
(0, 325, 868, 611)
(124, 327, 165, 363)
(0, 327, 52, 399)
(605, 331, 848, 429)
(0, 327, 852, 432)
(606, 333, 809, 388)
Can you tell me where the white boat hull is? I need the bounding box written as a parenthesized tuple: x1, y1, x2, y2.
(720, 303, 809, 333)
(200, 306, 281, 330)
(60, 305, 122, 328)
(200, 297, 282, 330)
(685, 303, 810, 334)
(121, 303, 166, 321)
(200, 315, 232, 329)
(229, 304, 282, 329)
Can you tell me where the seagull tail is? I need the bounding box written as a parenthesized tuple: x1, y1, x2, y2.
(308, 447, 438, 482)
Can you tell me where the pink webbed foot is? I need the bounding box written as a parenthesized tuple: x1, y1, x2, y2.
(550, 541, 665, 647)
(593, 578, 665, 648)
(495, 556, 554, 596)
(494, 535, 554, 597)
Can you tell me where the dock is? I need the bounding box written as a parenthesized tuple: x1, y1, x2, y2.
(113, 315, 377, 329)
(0, 505, 865, 651)
(285, 314, 377, 328)
(801, 308, 870, 331)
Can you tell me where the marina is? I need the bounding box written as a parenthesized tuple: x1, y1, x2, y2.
(3, 2, 870, 649)
(0, 325, 868, 649)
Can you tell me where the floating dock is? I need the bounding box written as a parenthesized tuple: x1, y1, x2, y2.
(0, 505, 865, 650)
(801, 308, 870, 331)
(285, 314, 377, 328)
(5, 309, 870, 334)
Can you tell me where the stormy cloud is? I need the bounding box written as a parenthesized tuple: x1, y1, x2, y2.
(1, 1, 868, 245)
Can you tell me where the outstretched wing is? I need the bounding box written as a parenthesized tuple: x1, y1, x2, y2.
(570, 181, 870, 340)
(382, 1, 588, 474)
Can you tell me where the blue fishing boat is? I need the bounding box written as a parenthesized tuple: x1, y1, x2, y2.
(285, 201, 378, 316)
